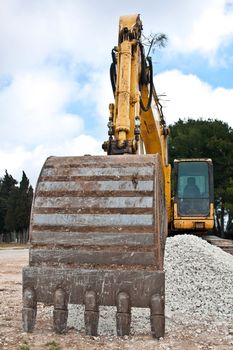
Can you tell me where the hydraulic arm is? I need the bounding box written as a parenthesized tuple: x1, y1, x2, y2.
(103, 14, 172, 223)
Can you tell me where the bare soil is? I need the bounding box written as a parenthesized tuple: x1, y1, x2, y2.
(0, 249, 233, 350)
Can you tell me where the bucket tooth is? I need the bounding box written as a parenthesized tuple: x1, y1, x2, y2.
(53, 288, 68, 334)
(22, 287, 37, 332)
(84, 291, 99, 336)
(116, 292, 131, 336)
(150, 294, 165, 338)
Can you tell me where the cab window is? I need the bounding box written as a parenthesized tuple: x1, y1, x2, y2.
(176, 162, 210, 216)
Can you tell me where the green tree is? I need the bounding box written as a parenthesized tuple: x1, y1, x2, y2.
(0, 171, 18, 241)
(16, 172, 33, 237)
(3, 171, 33, 243)
(4, 187, 19, 234)
(168, 118, 233, 237)
(0, 179, 5, 234)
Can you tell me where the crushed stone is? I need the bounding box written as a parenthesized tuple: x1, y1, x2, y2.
(66, 234, 233, 334)
(165, 235, 233, 324)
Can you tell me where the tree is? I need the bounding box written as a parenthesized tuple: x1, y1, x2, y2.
(168, 118, 233, 237)
(0, 170, 18, 197)
(4, 187, 18, 234)
(2, 170, 33, 243)
(0, 171, 18, 241)
(15, 172, 33, 239)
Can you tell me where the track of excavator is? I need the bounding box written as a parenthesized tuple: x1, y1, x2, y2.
(203, 235, 233, 255)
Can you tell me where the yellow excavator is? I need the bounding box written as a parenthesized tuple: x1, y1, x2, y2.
(22, 14, 214, 338)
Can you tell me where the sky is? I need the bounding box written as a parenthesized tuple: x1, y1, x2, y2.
(1, 0, 233, 186)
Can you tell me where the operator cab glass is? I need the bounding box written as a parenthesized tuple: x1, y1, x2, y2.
(174, 160, 213, 217)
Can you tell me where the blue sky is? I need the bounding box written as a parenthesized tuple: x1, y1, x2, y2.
(0, 0, 233, 186)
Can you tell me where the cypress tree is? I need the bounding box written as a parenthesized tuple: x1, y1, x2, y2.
(15, 171, 33, 242)
(0, 171, 18, 241)
(2, 170, 33, 242)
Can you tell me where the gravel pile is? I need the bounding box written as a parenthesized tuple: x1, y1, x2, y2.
(165, 234, 233, 324)
(67, 235, 233, 334)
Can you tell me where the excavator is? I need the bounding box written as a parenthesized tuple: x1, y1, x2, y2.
(22, 14, 214, 338)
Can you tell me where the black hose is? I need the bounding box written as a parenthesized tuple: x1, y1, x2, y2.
(139, 42, 147, 86)
(110, 63, 116, 95)
(110, 49, 117, 95)
(110, 43, 153, 111)
(140, 56, 154, 112)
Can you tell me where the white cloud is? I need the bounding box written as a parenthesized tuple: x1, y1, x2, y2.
(0, 0, 113, 73)
(0, 135, 103, 187)
(1, 0, 233, 73)
(185, 1, 233, 59)
(84, 70, 113, 122)
(1, 0, 233, 185)
(142, 0, 233, 63)
(155, 69, 233, 126)
(0, 69, 84, 147)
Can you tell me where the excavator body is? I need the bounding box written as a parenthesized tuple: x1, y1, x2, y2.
(22, 15, 168, 337)
(22, 13, 214, 338)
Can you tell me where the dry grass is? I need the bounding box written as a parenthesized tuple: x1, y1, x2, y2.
(0, 243, 29, 250)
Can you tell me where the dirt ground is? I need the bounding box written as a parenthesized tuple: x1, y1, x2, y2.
(0, 248, 233, 350)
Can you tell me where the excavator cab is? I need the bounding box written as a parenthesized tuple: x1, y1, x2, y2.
(173, 159, 214, 232)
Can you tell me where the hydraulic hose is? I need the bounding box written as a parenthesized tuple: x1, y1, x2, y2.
(110, 49, 117, 95)
(140, 55, 154, 112)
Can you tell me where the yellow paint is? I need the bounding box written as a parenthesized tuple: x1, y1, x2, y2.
(110, 14, 213, 232)
(173, 203, 214, 231)
(111, 15, 171, 226)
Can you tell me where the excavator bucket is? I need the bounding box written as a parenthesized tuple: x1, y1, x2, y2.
(22, 154, 167, 337)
